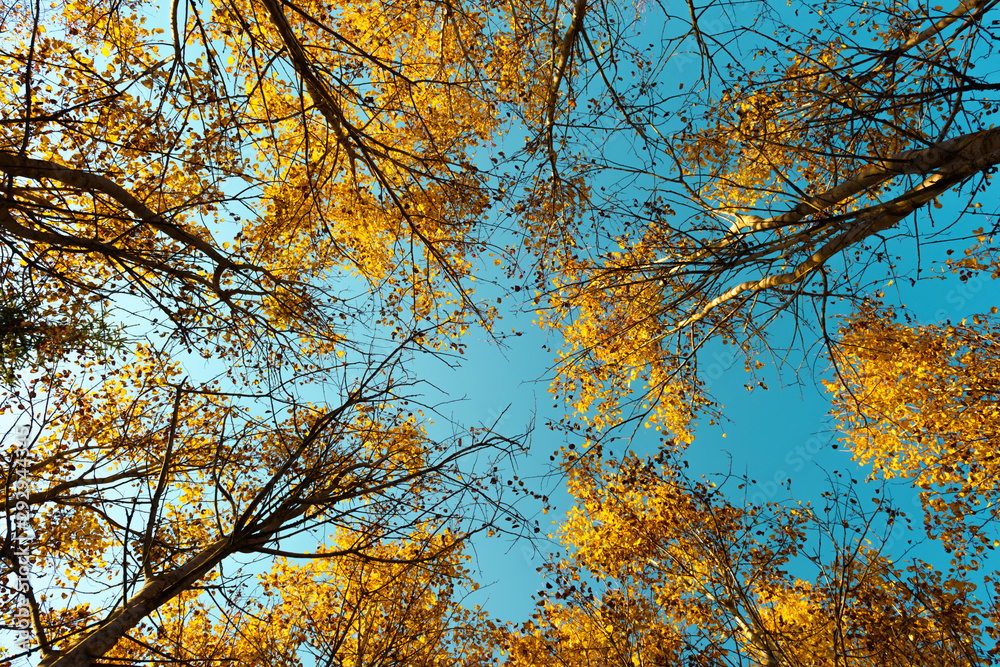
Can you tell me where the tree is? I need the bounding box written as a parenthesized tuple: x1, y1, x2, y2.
(2, 347, 528, 667)
(534, 0, 1000, 439)
(0, 0, 550, 353)
(99, 529, 495, 667)
(0, 0, 545, 663)
(501, 448, 995, 667)
(502, 0, 1000, 663)
(0, 267, 125, 388)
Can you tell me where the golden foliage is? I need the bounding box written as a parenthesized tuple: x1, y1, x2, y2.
(828, 303, 1000, 566)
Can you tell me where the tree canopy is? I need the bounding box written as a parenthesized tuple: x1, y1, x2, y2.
(2, 0, 1000, 664)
